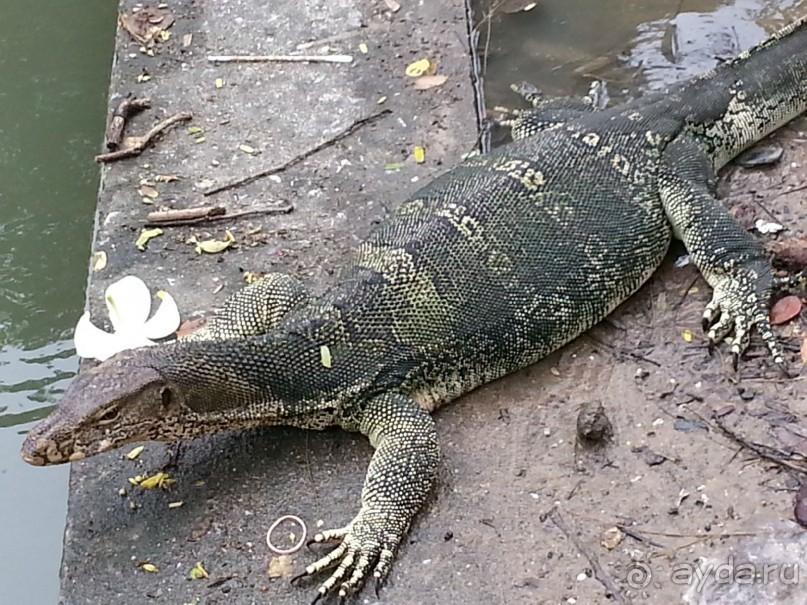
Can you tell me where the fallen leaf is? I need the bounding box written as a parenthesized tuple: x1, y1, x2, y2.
(190, 231, 236, 255)
(383, 0, 401, 11)
(154, 174, 179, 183)
(801, 338, 807, 364)
(320, 345, 332, 368)
(215, 77, 224, 89)
(126, 445, 145, 460)
(413, 74, 448, 90)
(182, 33, 193, 47)
(267, 555, 294, 579)
(601, 527, 623, 550)
(413, 146, 425, 163)
(755, 219, 784, 234)
(141, 563, 158, 573)
(138, 185, 159, 199)
(135, 228, 163, 251)
(119, 8, 175, 47)
(92, 251, 108, 272)
(239, 144, 256, 154)
(384, 162, 405, 171)
(168, 501, 184, 509)
(377, 95, 388, 104)
(189, 562, 209, 580)
(682, 329, 693, 342)
(405, 58, 435, 77)
(187, 126, 204, 135)
(359, 43, 368, 54)
(767, 237, 807, 270)
(770, 295, 802, 325)
(138, 472, 175, 490)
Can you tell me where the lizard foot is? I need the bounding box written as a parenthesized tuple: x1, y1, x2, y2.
(701, 263, 786, 371)
(300, 507, 408, 603)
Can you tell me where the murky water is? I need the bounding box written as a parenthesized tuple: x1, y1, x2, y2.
(0, 2, 116, 603)
(476, 0, 804, 112)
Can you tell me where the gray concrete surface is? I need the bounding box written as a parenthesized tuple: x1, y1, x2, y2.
(62, 1, 479, 604)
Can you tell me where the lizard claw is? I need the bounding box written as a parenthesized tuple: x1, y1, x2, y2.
(301, 507, 406, 602)
(701, 262, 787, 371)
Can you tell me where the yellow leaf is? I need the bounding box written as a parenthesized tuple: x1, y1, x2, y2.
(405, 58, 434, 77)
(682, 329, 693, 342)
(239, 144, 256, 154)
(377, 95, 387, 104)
(135, 228, 163, 251)
(215, 77, 224, 89)
(320, 345, 332, 368)
(126, 445, 145, 460)
(192, 233, 235, 254)
(139, 472, 175, 490)
(141, 563, 158, 573)
(189, 562, 209, 580)
(414, 146, 425, 163)
(359, 43, 368, 54)
(92, 251, 107, 272)
(187, 126, 204, 135)
(168, 501, 184, 509)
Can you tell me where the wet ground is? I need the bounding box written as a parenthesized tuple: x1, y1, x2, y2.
(49, 0, 807, 604)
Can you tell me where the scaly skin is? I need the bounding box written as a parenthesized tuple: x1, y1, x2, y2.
(22, 17, 807, 602)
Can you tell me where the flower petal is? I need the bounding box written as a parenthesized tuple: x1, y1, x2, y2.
(74, 312, 125, 361)
(143, 290, 181, 339)
(105, 276, 151, 332)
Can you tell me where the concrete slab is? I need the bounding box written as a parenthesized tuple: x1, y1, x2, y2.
(62, 1, 478, 604)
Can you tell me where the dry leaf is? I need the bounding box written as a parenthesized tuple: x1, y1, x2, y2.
(239, 144, 256, 154)
(601, 527, 624, 550)
(119, 8, 175, 47)
(682, 329, 693, 342)
(92, 251, 107, 272)
(182, 33, 193, 47)
(138, 472, 175, 490)
(767, 237, 807, 270)
(215, 77, 224, 89)
(267, 555, 294, 579)
(190, 230, 236, 255)
(413, 74, 448, 90)
(801, 338, 807, 364)
(413, 146, 425, 163)
(140, 563, 158, 573)
(770, 295, 802, 325)
(383, 0, 401, 11)
(138, 185, 159, 199)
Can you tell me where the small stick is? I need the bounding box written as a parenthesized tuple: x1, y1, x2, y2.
(95, 112, 193, 163)
(145, 204, 293, 227)
(547, 508, 629, 604)
(106, 97, 151, 150)
(207, 54, 353, 64)
(204, 109, 391, 196)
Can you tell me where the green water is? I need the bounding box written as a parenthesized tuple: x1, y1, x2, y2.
(0, 2, 117, 603)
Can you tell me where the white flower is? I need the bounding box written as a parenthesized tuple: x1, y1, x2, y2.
(74, 275, 181, 361)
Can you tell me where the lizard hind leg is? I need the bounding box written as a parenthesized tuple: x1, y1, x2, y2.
(182, 273, 310, 341)
(500, 80, 609, 140)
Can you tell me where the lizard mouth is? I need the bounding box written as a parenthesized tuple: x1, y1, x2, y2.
(21, 433, 88, 466)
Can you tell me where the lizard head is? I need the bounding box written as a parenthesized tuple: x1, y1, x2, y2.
(21, 348, 189, 466)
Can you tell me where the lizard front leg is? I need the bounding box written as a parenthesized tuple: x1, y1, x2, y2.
(298, 392, 439, 602)
(659, 138, 785, 370)
(183, 273, 309, 341)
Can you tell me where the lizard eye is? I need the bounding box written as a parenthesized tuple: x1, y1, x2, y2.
(96, 407, 119, 424)
(160, 387, 173, 408)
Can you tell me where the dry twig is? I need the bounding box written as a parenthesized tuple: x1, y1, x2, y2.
(145, 204, 293, 227)
(95, 112, 192, 163)
(105, 97, 151, 150)
(208, 54, 352, 64)
(204, 109, 391, 196)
